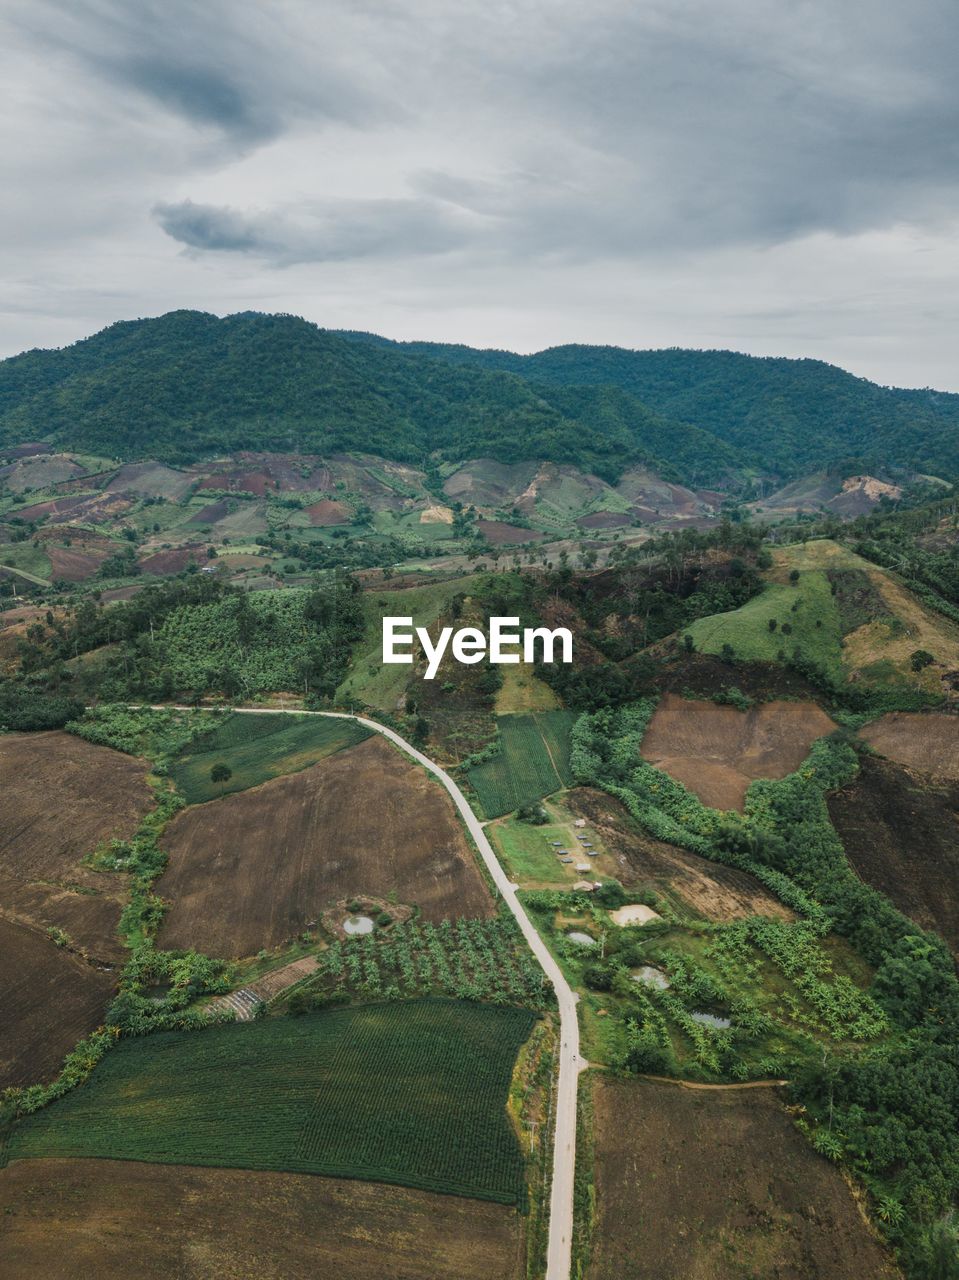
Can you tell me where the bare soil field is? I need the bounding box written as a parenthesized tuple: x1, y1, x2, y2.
(0, 732, 150, 958)
(587, 1075, 899, 1280)
(476, 519, 545, 545)
(45, 545, 109, 581)
(0, 917, 115, 1089)
(157, 735, 494, 958)
(0, 1159, 523, 1280)
(306, 498, 351, 525)
(860, 711, 959, 779)
(567, 788, 792, 921)
(138, 545, 205, 574)
(640, 692, 836, 811)
(829, 757, 959, 956)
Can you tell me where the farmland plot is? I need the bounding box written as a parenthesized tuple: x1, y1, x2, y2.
(469, 711, 578, 817)
(0, 917, 115, 1090)
(158, 734, 494, 957)
(171, 712, 371, 803)
(0, 1160, 524, 1280)
(5, 1000, 535, 1206)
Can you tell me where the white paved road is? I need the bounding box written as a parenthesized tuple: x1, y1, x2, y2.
(159, 704, 585, 1280)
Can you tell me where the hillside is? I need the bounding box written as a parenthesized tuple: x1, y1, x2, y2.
(0, 312, 739, 487)
(340, 332, 959, 482)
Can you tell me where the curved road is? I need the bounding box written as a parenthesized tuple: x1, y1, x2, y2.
(159, 705, 585, 1280)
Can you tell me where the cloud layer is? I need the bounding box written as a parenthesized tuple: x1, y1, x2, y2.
(3, 0, 959, 387)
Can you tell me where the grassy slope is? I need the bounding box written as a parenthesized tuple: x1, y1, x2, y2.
(336, 574, 481, 710)
(5, 1000, 536, 1206)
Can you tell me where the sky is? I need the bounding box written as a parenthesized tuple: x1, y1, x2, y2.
(2, 0, 959, 389)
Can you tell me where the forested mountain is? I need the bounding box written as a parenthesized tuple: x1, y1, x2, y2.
(0, 311, 737, 486)
(339, 334, 959, 481)
(3, 310, 956, 487)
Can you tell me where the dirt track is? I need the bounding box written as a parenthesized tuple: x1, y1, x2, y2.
(640, 693, 836, 811)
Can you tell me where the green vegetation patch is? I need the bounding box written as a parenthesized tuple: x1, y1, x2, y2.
(5, 999, 535, 1205)
(171, 712, 371, 803)
(468, 710, 577, 818)
(687, 568, 843, 678)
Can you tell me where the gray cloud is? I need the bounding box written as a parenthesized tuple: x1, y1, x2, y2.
(2, 0, 959, 388)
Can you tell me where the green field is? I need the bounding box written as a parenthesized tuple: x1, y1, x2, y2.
(4, 1000, 535, 1205)
(337, 574, 481, 709)
(686, 567, 844, 676)
(468, 711, 578, 818)
(172, 712, 371, 803)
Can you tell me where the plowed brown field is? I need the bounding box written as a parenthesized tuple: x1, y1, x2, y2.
(587, 1076, 899, 1280)
(829, 756, 959, 956)
(0, 1160, 523, 1280)
(860, 711, 959, 779)
(0, 732, 151, 960)
(640, 693, 836, 811)
(0, 917, 115, 1089)
(157, 735, 494, 958)
(567, 788, 792, 921)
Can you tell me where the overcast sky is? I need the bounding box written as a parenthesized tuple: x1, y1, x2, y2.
(2, 0, 958, 388)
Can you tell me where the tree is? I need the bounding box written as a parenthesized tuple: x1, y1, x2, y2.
(789, 568, 801, 584)
(210, 763, 232, 787)
(911, 648, 935, 672)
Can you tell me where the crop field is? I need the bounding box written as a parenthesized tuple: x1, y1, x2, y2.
(566, 788, 792, 921)
(4, 1000, 536, 1206)
(0, 916, 116, 1090)
(584, 1075, 898, 1280)
(860, 710, 959, 779)
(829, 756, 959, 956)
(468, 711, 578, 818)
(0, 731, 151, 958)
(0, 1159, 524, 1280)
(171, 712, 371, 803)
(639, 693, 836, 811)
(158, 735, 494, 957)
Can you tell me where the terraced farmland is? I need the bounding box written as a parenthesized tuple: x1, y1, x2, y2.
(468, 711, 577, 817)
(171, 711, 371, 803)
(4, 1000, 535, 1206)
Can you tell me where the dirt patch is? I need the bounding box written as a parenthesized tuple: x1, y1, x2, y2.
(577, 512, 633, 530)
(829, 756, 959, 957)
(421, 503, 454, 524)
(567, 788, 792, 922)
(138, 545, 205, 575)
(588, 1075, 899, 1280)
(189, 499, 231, 524)
(46, 545, 109, 582)
(860, 711, 959, 779)
(640, 693, 837, 811)
(157, 735, 494, 958)
(477, 520, 545, 545)
(0, 1159, 523, 1280)
(0, 732, 151, 958)
(305, 498, 351, 526)
(0, 917, 116, 1089)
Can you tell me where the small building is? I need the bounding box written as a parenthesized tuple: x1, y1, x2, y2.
(573, 880, 596, 892)
(574, 819, 586, 828)
(575, 863, 590, 872)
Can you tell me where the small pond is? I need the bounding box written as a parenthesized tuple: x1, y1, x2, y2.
(343, 915, 375, 936)
(567, 930, 598, 947)
(690, 1011, 731, 1029)
(631, 966, 670, 990)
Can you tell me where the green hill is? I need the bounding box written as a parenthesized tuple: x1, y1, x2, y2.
(0, 311, 735, 485)
(339, 333, 959, 482)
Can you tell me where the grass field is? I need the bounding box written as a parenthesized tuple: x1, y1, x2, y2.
(469, 711, 578, 818)
(4, 1000, 535, 1206)
(490, 811, 590, 888)
(494, 665, 561, 715)
(336, 575, 480, 709)
(171, 713, 371, 803)
(686, 564, 844, 675)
